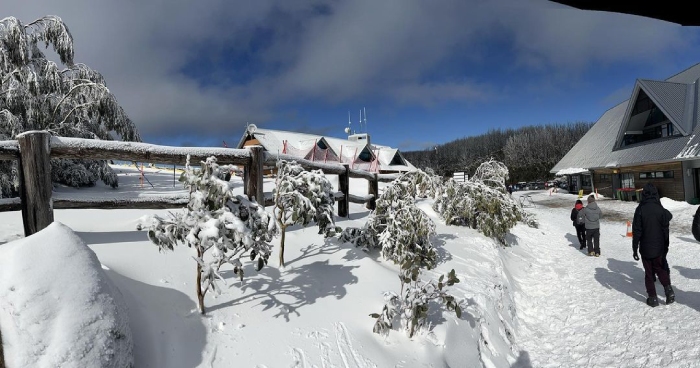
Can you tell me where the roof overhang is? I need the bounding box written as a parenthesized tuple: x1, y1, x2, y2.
(548, 1, 699, 26)
(555, 168, 590, 176)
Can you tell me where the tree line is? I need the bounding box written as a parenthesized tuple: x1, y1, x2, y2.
(402, 122, 593, 183)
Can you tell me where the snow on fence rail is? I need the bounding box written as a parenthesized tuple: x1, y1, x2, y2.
(0, 132, 396, 236)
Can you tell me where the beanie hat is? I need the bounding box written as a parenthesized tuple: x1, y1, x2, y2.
(587, 195, 595, 203)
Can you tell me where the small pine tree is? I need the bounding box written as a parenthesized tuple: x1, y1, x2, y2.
(137, 155, 277, 314)
(273, 160, 341, 267)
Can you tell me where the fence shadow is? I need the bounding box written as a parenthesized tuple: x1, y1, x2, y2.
(104, 269, 206, 368)
(76, 231, 147, 245)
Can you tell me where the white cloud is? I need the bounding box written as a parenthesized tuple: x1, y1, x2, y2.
(4, 0, 698, 143)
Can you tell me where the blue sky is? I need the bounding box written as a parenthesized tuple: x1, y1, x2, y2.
(5, 0, 700, 151)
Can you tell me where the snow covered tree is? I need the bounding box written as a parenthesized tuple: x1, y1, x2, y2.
(137, 155, 277, 314)
(367, 175, 463, 337)
(470, 158, 509, 190)
(340, 169, 436, 250)
(273, 160, 341, 267)
(0, 15, 139, 197)
(433, 159, 538, 245)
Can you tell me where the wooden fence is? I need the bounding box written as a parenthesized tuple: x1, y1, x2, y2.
(0, 131, 400, 236)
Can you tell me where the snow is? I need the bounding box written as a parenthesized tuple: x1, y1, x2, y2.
(2, 165, 700, 367)
(51, 136, 252, 160)
(555, 167, 590, 176)
(0, 222, 132, 368)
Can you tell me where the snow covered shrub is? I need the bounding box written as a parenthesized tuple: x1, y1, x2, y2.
(137, 155, 277, 314)
(340, 168, 441, 256)
(0, 161, 20, 198)
(49, 159, 118, 188)
(470, 158, 509, 190)
(433, 159, 537, 245)
(273, 160, 341, 267)
(379, 202, 438, 268)
(370, 265, 462, 338)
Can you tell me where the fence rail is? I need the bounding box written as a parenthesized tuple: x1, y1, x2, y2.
(0, 131, 402, 236)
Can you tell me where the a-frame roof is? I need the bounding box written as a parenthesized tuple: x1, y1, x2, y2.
(237, 127, 416, 172)
(552, 63, 700, 174)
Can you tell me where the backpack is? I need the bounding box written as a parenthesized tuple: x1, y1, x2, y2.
(576, 210, 585, 225)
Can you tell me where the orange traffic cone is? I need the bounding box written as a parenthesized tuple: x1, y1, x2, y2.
(626, 221, 633, 237)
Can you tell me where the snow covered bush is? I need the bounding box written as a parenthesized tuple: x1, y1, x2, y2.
(370, 264, 462, 338)
(0, 16, 139, 196)
(433, 159, 537, 245)
(340, 168, 441, 256)
(470, 158, 509, 190)
(51, 158, 119, 188)
(273, 159, 341, 267)
(137, 155, 277, 314)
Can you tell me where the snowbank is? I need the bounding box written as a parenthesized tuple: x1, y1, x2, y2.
(0, 222, 133, 368)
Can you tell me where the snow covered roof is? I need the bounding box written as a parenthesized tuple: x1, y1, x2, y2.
(555, 168, 590, 176)
(237, 127, 416, 173)
(551, 62, 700, 173)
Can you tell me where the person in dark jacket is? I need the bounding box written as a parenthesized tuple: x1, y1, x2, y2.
(692, 205, 700, 242)
(570, 199, 586, 249)
(632, 183, 674, 307)
(583, 195, 602, 256)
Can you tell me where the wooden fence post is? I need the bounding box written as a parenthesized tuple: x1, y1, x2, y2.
(245, 145, 264, 205)
(17, 131, 54, 236)
(338, 163, 349, 217)
(367, 173, 378, 210)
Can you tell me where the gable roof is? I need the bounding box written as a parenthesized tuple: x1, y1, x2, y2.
(237, 127, 416, 172)
(639, 80, 690, 133)
(551, 63, 700, 173)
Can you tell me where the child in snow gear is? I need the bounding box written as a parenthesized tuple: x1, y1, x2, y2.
(583, 195, 602, 256)
(570, 199, 586, 249)
(632, 183, 674, 306)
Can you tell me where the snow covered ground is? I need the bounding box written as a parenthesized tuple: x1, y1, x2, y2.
(2, 165, 700, 367)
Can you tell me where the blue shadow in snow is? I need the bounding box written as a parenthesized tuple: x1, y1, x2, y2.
(104, 269, 206, 368)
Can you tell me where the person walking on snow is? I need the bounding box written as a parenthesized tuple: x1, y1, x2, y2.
(632, 183, 674, 307)
(583, 195, 602, 256)
(570, 199, 586, 250)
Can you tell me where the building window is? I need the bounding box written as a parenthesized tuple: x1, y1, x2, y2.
(599, 174, 611, 180)
(582, 175, 592, 187)
(621, 173, 635, 188)
(358, 149, 373, 162)
(639, 171, 674, 179)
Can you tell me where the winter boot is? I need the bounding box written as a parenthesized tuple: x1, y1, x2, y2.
(579, 243, 585, 250)
(646, 296, 660, 307)
(664, 285, 675, 305)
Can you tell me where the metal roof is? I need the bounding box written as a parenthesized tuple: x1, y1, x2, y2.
(551, 63, 700, 173)
(237, 127, 416, 172)
(639, 80, 689, 134)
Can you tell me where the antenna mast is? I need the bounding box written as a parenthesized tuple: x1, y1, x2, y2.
(359, 109, 363, 133)
(363, 107, 367, 133)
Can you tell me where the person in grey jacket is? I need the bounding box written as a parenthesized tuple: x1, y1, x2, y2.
(583, 195, 603, 256)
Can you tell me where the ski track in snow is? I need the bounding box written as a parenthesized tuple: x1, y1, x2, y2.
(288, 322, 376, 368)
(515, 200, 700, 368)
